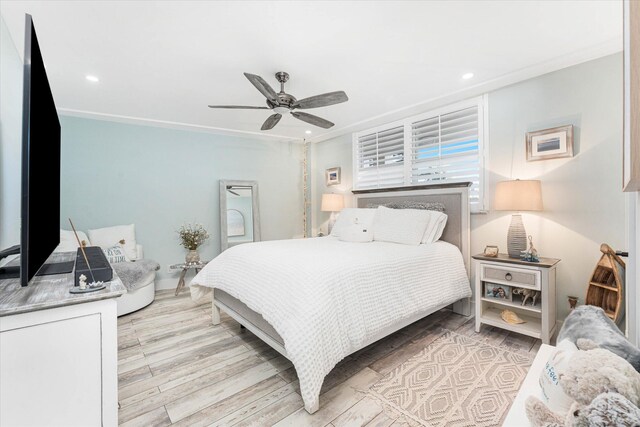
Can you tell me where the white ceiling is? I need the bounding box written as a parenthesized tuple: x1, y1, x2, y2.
(0, 1, 622, 143)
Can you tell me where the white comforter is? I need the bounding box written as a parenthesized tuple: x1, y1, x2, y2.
(190, 237, 471, 411)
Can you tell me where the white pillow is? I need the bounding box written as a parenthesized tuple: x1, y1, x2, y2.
(55, 229, 91, 253)
(330, 208, 377, 238)
(102, 245, 129, 264)
(88, 224, 138, 260)
(421, 211, 448, 244)
(539, 339, 578, 415)
(372, 206, 430, 245)
(338, 223, 373, 243)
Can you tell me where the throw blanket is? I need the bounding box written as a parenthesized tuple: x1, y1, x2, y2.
(112, 259, 159, 291)
(190, 237, 471, 411)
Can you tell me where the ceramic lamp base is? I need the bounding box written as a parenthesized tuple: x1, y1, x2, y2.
(507, 214, 527, 258)
(327, 212, 338, 235)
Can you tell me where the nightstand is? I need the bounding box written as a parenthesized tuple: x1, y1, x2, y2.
(473, 253, 560, 344)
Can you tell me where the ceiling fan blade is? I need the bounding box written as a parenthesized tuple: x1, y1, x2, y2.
(208, 105, 269, 109)
(244, 72, 279, 105)
(261, 113, 282, 130)
(291, 111, 334, 129)
(293, 91, 348, 109)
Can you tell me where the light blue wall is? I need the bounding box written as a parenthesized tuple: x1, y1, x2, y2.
(311, 53, 625, 321)
(0, 16, 23, 251)
(59, 116, 304, 287)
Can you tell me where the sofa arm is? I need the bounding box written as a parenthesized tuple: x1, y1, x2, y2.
(136, 244, 144, 259)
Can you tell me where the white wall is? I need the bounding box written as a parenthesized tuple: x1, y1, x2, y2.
(311, 53, 625, 322)
(0, 16, 23, 252)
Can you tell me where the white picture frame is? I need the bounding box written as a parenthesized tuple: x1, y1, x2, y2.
(526, 125, 574, 161)
(325, 167, 341, 186)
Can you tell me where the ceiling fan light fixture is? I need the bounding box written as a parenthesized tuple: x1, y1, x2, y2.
(273, 106, 290, 114)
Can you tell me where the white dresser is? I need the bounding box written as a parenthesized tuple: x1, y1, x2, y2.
(0, 252, 126, 427)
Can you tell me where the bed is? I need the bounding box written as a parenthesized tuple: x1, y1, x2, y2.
(190, 183, 472, 414)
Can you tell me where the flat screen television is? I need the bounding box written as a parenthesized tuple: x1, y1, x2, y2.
(0, 14, 72, 286)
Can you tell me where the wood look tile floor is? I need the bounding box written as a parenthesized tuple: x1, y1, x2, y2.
(118, 290, 541, 426)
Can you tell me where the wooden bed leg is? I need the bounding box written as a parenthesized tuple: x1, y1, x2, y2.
(212, 296, 221, 325)
(304, 400, 319, 414)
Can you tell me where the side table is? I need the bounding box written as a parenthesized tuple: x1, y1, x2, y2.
(170, 261, 209, 296)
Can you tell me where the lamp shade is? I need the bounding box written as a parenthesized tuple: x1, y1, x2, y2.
(321, 193, 344, 212)
(494, 179, 543, 211)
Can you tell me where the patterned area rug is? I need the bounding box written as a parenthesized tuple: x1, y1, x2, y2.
(368, 330, 533, 426)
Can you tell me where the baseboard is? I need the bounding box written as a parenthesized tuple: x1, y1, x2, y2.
(155, 278, 177, 291)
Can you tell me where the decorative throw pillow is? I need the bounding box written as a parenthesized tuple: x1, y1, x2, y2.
(372, 206, 430, 245)
(330, 208, 377, 238)
(55, 229, 91, 253)
(102, 245, 129, 264)
(368, 201, 446, 212)
(88, 224, 138, 260)
(539, 339, 578, 415)
(338, 223, 373, 243)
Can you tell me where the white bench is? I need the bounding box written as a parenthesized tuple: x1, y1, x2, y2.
(503, 344, 555, 426)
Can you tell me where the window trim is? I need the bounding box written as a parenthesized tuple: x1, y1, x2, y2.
(352, 95, 489, 212)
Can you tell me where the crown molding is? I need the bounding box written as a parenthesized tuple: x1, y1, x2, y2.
(57, 108, 304, 143)
(309, 38, 622, 143)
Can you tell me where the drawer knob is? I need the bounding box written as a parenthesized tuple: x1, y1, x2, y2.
(505, 273, 512, 281)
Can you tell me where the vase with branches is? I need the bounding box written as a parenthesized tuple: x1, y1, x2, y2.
(178, 223, 209, 264)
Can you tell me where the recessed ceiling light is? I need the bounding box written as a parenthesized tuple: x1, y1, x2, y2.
(85, 75, 99, 83)
(305, 130, 312, 135)
(462, 72, 474, 80)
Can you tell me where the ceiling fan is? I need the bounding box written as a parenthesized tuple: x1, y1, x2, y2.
(208, 71, 348, 131)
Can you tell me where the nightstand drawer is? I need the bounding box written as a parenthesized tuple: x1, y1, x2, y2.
(481, 264, 541, 290)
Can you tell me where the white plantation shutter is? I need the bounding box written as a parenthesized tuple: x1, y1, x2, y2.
(355, 125, 405, 189)
(411, 105, 482, 208)
(354, 97, 486, 211)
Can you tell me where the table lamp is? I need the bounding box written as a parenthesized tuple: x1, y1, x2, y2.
(494, 179, 543, 258)
(321, 193, 344, 234)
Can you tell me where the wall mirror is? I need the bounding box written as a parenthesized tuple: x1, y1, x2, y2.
(219, 180, 260, 251)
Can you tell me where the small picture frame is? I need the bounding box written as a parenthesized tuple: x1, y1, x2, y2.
(326, 167, 341, 186)
(526, 125, 574, 161)
(483, 245, 499, 257)
(485, 283, 512, 301)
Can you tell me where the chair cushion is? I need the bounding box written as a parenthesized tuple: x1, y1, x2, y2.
(88, 224, 138, 260)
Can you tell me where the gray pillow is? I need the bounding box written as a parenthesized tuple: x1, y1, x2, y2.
(366, 201, 445, 212)
(558, 305, 640, 372)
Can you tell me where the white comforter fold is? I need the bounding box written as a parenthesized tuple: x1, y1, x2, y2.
(190, 237, 471, 411)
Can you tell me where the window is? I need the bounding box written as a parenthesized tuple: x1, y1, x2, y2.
(353, 96, 487, 211)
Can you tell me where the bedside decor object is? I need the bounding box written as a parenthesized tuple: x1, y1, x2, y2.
(585, 243, 626, 324)
(526, 125, 574, 161)
(513, 287, 541, 306)
(568, 295, 579, 310)
(486, 283, 512, 301)
(325, 167, 341, 186)
(521, 235, 540, 262)
(494, 179, 543, 258)
(177, 223, 209, 264)
(321, 193, 345, 234)
(484, 245, 499, 257)
(501, 309, 526, 324)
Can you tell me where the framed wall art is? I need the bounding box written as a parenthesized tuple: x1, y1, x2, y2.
(325, 167, 341, 186)
(526, 125, 574, 162)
